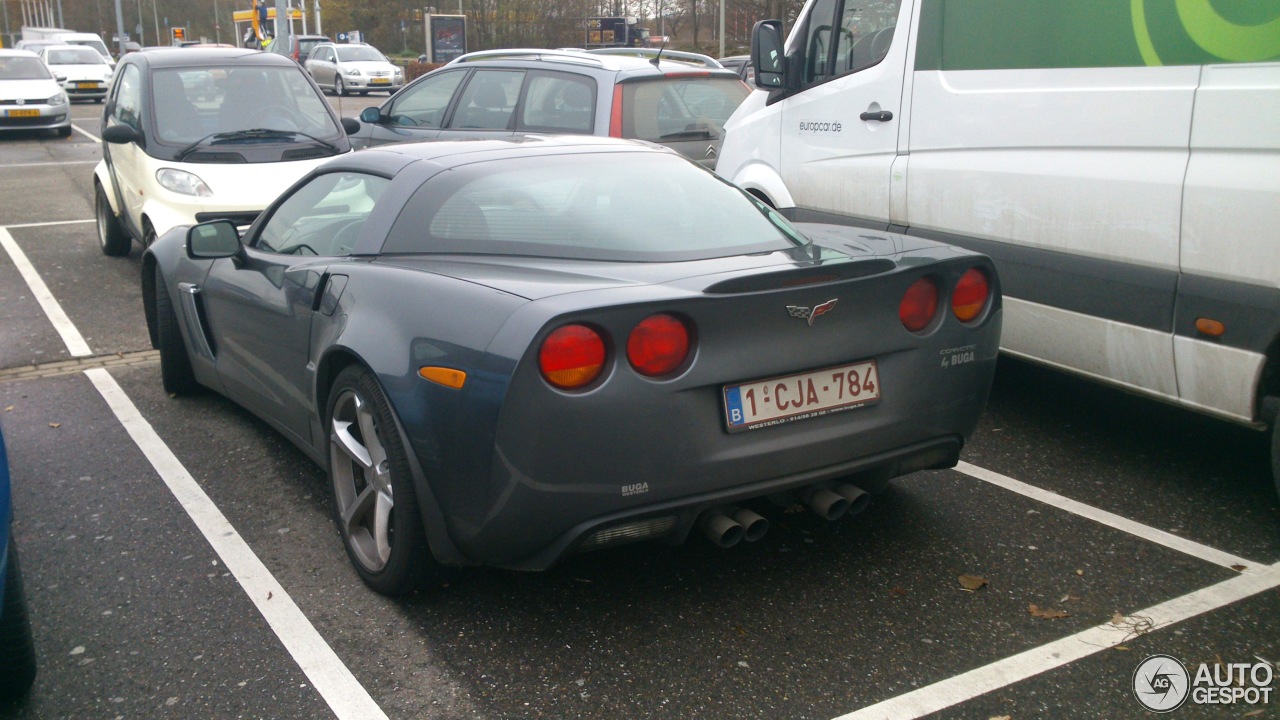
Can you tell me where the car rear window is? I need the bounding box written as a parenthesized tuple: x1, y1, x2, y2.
(383, 151, 806, 262)
(620, 76, 750, 142)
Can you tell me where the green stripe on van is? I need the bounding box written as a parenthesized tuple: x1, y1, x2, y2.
(915, 0, 1280, 71)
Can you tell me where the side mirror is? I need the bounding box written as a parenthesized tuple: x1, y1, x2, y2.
(54, 73, 68, 83)
(101, 124, 142, 144)
(751, 20, 785, 90)
(187, 220, 242, 259)
(341, 116, 361, 135)
(359, 106, 383, 124)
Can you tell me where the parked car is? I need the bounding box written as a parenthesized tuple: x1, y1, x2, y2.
(0, 423, 38, 700)
(267, 33, 331, 64)
(304, 42, 403, 95)
(0, 49, 71, 138)
(719, 0, 1280, 497)
(13, 39, 60, 55)
(344, 49, 751, 169)
(93, 48, 355, 255)
(142, 135, 1001, 595)
(718, 54, 754, 83)
(37, 44, 114, 102)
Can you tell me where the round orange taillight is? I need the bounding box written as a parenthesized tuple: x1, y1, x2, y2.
(899, 277, 939, 332)
(951, 267, 990, 322)
(539, 324, 606, 390)
(627, 313, 691, 377)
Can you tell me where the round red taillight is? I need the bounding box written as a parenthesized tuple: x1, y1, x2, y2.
(627, 313, 691, 377)
(539, 325, 606, 389)
(952, 267, 990, 322)
(899, 277, 940, 332)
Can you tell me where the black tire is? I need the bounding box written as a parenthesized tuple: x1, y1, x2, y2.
(335, 77, 345, 96)
(0, 533, 37, 701)
(154, 269, 198, 396)
(326, 365, 434, 596)
(143, 220, 157, 247)
(96, 184, 131, 257)
(56, 125, 72, 138)
(358, 90, 368, 96)
(1271, 409, 1279, 502)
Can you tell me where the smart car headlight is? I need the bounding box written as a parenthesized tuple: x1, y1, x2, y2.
(156, 168, 213, 197)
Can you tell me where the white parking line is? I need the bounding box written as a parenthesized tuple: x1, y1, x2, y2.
(0, 224, 388, 720)
(0, 227, 93, 356)
(835, 561, 1280, 720)
(955, 461, 1260, 570)
(4, 219, 95, 229)
(72, 123, 102, 143)
(0, 161, 99, 168)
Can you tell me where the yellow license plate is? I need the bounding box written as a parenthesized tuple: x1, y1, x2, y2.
(5, 109, 40, 118)
(76, 82, 101, 89)
(371, 77, 390, 84)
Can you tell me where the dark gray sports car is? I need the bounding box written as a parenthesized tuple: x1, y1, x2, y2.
(142, 136, 1002, 595)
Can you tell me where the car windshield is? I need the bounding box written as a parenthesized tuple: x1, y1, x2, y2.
(336, 45, 385, 63)
(46, 47, 107, 65)
(385, 152, 807, 261)
(67, 39, 112, 59)
(622, 77, 750, 142)
(0, 56, 52, 80)
(151, 65, 341, 144)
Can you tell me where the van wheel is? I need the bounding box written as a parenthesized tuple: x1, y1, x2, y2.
(0, 533, 38, 701)
(96, 184, 131, 256)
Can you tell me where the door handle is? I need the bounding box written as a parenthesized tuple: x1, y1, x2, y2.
(860, 110, 894, 122)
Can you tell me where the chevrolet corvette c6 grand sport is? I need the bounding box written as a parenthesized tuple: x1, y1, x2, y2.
(142, 136, 1002, 595)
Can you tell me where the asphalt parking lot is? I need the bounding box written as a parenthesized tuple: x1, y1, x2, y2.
(0, 97, 1277, 720)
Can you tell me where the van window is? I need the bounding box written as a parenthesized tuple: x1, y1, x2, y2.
(915, 0, 1280, 71)
(799, 0, 901, 86)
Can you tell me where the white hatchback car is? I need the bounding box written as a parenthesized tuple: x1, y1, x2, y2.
(0, 49, 71, 137)
(38, 44, 114, 102)
(94, 48, 356, 255)
(304, 42, 403, 96)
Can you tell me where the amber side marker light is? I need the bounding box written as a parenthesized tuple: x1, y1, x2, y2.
(419, 366, 467, 389)
(1195, 318, 1226, 337)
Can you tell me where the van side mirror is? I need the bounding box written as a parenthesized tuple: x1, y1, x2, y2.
(751, 20, 785, 90)
(359, 106, 383, 124)
(187, 220, 242, 259)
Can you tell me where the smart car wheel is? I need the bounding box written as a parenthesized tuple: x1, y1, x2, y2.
(96, 183, 131, 256)
(154, 268, 198, 396)
(327, 365, 433, 596)
(0, 533, 38, 701)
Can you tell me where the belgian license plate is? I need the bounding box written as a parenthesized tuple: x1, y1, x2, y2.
(371, 77, 390, 84)
(722, 360, 880, 432)
(76, 82, 100, 89)
(6, 109, 40, 118)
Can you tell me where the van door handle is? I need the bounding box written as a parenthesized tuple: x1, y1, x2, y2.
(860, 111, 893, 122)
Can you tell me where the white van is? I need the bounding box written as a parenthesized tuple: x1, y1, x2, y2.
(717, 0, 1280, 494)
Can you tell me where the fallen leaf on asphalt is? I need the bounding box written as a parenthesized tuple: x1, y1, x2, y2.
(1114, 646, 1131, 651)
(891, 587, 908, 596)
(1028, 604, 1070, 619)
(4, 405, 13, 412)
(1075, 569, 1084, 576)
(1111, 612, 1126, 625)
(48, 422, 61, 428)
(1242, 709, 1264, 718)
(988, 715, 1012, 720)
(958, 574, 988, 591)
(1059, 594, 1081, 603)
(1231, 565, 1247, 573)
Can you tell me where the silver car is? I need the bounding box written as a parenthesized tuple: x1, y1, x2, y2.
(0, 49, 72, 137)
(304, 42, 403, 96)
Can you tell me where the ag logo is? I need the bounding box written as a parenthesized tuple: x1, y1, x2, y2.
(1133, 654, 1190, 712)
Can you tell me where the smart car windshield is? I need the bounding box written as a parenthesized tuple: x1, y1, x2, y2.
(0, 56, 52, 80)
(386, 152, 808, 261)
(151, 65, 341, 144)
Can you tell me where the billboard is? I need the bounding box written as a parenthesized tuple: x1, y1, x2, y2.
(427, 15, 467, 64)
